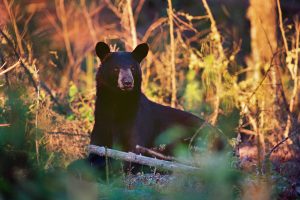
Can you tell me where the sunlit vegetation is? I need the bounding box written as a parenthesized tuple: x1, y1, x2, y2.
(0, 0, 299, 199)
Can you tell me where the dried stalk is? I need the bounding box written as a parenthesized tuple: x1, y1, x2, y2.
(283, 19, 299, 137)
(133, 0, 145, 23)
(201, 0, 225, 124)
(0, 60, 20, 76)
(167, 0, 177, 107)
(136, 145, 174, 161)
(210, 79, 220, 125)
(35, 82, 40, 166)
(276, 0, 289, 53)
(256, 101, 265, 174)
(56, 0, 74, 65)
(201, 0, 225, 59)
(88, 145, 200, 173)
(126, 0, 137, 48)
(80, 0, 97, 43)
(103, 0, 122, 19)
(135, 145, 195, 166)
(142, 17, 167, 42)
(3, 0, 24, 56)
(238, 128, 257, 136)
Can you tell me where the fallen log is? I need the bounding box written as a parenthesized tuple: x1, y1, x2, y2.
(88, 145, 200, 173)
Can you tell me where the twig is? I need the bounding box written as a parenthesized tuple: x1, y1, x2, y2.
(88, 145, 200, 173)
(136, 145, 174, 161)
(56, 0, 74, 65)
(262, 129, 299, 174)
(247, 52, 281, 101)
(276, 0, 289, 53)
(189, 121, 227, 149)
(189, 122, 205, 149)
(0, 62, 7, 70)
(265, 128, 299, 159)
(201, 0, 224, 125)
(256, 101, 265, 172)
(283, 18, 299, 137)
(201, 0, 225, 59)
(142, 17, 167, 42)
(238, 128, 256, 136)
(103, 0, 122, 19)
(35, 82, 40, 166)
(173, 13, 197, 33)
(136, 145, 194, 166)
(0, 60, 20, 76)
(3, 0, 24, 55)
(133, 0, 145, 23)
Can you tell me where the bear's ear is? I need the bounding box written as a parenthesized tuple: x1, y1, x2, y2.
(131, 43, 149, 63)
(95, 42, 110, 62)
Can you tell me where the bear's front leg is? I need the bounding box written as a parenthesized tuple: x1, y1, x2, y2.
(89, 122, 113, 172)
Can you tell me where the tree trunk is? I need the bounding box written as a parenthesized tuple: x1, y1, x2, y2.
(246, 0, 278, 158)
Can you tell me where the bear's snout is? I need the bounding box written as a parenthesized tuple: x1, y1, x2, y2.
(122, 79, 133, 87)
(118, 68, 134, 91)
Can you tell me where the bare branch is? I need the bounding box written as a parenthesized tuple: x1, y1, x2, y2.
(134, 0, 145, 23)
(0, 60, 20, 76)
(142, 17, 167, 42)
(265, 128, 299, 160)
(276, 0, 289, 53)
(88, 145, 200, 173)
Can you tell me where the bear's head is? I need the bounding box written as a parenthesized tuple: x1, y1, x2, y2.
(95, 42, 148, 93)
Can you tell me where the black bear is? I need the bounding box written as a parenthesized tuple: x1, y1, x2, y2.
(89, 42, 203, 170)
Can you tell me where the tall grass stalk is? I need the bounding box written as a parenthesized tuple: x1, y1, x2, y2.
(126, 0, 137, 49)
(167, 0, 177, 107)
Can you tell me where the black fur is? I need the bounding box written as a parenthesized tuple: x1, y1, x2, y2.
(89, 42, 203, 171)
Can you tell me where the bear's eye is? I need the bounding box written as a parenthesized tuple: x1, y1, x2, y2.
(130, 66, 135, 71)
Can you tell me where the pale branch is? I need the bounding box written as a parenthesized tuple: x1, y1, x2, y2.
(0, 124, 10, 127)
(0, 60, 20, 76)
(167, 0, 177, 108)
(88, 145, 200, 173)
